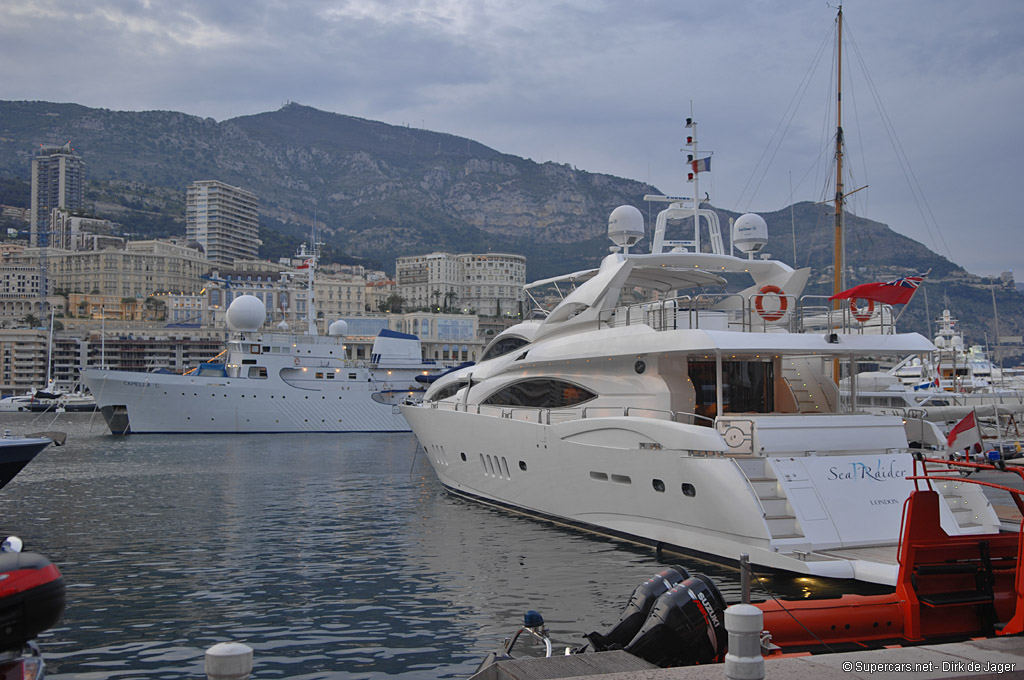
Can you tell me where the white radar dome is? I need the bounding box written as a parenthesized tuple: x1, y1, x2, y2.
(225, 295, 267, 332)
(608, 205, 645, 250)
(733, 213, 769, 255)
(328, 319, 349, 337)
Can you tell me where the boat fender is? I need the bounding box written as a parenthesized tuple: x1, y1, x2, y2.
(586, 565, 690, 650)
(851, 297, 875, 323)
(753, 285, 787, 322)
(622, 573, 728, 668)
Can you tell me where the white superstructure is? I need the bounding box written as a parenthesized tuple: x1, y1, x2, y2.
(400, 197, 1000, 586)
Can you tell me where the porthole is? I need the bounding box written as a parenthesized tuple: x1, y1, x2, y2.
(461, 452, 467, 461)
(635, 360, 646, 374)
(519, 461, 527, 471)
(652, 479, 665, 493)
(681, 483, 696, 497)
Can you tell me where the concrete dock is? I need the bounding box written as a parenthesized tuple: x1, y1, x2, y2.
(477, 638, 1024, 679)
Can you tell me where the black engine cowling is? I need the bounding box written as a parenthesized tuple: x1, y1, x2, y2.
(621, 573, 727, 667)
(586, 564, 690, 651)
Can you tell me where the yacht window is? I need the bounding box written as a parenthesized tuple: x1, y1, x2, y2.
(247, 366, 267, 379)
(242, 359, 257, 365)
(482, 379, 596, 408)
(315, 372, 324, 379)
(482, 335, 530, 361)
(249, 344, 261, 354)
(688, 360, 774, 419)
(427, 382, 461, 402)
(681, 483, 697, 497)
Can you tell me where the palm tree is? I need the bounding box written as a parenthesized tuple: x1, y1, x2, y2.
(443, 290, 458, 313)
(21, 314, 40, 328)
(143, 297, 167, 321)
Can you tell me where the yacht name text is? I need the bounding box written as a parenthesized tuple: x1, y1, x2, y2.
(827, 459, 909, 482)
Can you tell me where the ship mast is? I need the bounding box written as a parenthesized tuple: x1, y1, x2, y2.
(833, 5, 845, 303)
(832, 5, 845, 384)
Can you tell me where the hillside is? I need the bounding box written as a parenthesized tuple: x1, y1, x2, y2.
(0, 100, 1021, 355)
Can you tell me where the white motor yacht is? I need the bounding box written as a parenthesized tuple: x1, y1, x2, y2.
(401, 191, 1000, 586)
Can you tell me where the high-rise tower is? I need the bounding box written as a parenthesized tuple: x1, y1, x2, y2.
(31, 142, 84, 247)
(186, 180, 260, 265)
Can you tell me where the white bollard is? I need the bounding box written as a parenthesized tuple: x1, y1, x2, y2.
(205, 642, 254, 680)
(724, 603, 764, 680)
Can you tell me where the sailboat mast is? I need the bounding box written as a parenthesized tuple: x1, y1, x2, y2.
(832, 5, 845, 386)
(833, 5, 845, 300)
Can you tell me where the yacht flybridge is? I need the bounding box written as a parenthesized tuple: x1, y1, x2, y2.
(401, 187, 998, 586)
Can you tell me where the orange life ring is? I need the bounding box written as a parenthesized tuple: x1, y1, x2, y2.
(754, 285, 787, 322)
(850, 297, 875, 323)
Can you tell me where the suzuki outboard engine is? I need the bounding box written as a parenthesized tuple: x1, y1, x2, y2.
(586, 564, 690, 650)
(622, 573, 727, 667)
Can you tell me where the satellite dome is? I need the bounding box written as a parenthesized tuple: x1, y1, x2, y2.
(186, 241, 206, 253)
(608, 205, 645, 250)
(225, 295, 267, 332)
(328, 319, 349, 337)
(733, 214, 769, 254)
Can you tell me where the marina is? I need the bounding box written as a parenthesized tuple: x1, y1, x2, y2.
(0, 412, 857, 679)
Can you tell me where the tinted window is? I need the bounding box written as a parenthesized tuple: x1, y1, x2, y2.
(482, 336, 530, 361)
(428, 382, 462, 402)
(483, 379, 595, 408)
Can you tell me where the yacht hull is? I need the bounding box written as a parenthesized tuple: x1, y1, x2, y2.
(402, 405, 993, 585)
(84, 369, 411, 434)
(0, 437, 52, 489)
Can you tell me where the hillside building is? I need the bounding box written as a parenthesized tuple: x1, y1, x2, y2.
(50, 210, 120, 251)
(396, 251, 526, 318)
(30, 142, 85, 247)
(186, 180, 260, 265)
(0, 240, 208, 320)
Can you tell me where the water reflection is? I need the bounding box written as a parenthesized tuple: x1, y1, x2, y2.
(0, 413, 882, 679)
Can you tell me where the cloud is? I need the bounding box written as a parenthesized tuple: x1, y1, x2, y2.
(3, 0, 1024, 275)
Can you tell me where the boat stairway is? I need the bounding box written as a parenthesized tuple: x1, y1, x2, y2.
(928, 470, 989, 531)
(734, 457, 804, 540)
(781, 357, 839, 413)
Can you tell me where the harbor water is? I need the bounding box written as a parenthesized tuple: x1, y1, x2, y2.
(0, 412, 872, 679)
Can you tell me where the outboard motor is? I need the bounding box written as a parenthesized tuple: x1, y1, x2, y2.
(586, 564, 690, 650)
(622, 573, 727, 667)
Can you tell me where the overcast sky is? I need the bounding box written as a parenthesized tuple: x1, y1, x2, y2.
(4, 0, 1022, 277)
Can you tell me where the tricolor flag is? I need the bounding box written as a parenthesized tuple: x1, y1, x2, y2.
(829, 272, 928, 306)
(296, 259, 313, 270)
(691, 157, 711, 174)
(946, 410, 982, 451)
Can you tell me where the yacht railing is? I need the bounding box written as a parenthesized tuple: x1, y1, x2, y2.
(599, 292, 899, 335)
(434, 399, 714, 427)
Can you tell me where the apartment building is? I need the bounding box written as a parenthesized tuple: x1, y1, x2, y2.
(396, 251, 526, 318)
(186, 180, 259, 265)
(31, 142, 84, 247)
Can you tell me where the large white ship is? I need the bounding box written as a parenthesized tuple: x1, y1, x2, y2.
(82, 254, 457, 434)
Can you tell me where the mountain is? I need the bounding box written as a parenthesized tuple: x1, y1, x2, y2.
(0, 100, 1021, 357)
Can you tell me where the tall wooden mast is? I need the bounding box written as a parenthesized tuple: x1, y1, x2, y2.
(833, 5, 845, 303)
(832, 5, 844, 384)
